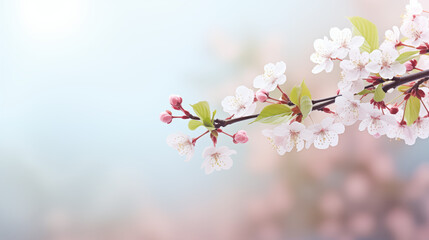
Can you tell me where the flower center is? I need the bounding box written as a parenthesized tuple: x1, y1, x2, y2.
(264, 69, 274, 79)
(211, 153, 222, 167)
(356, 62, 366, 70)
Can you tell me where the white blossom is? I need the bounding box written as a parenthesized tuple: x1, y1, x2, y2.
(335, 93, 366, 126)
(386, 122, 417, 145)
(400, 15, 429, 47)
(274, 122, 313, 153)
(358, 107, 396, 137)
(222, 86, 256, 118)
(416, 55, 429, 70)
(262, 129, 287, 155)
(310, 37, 337, 74)
(253, 61, 287, 92)
(365, 48, 406, 79)
(338, 78, 365, 95)
(405, 0, 423, 18)
(167, 133, 194, 161)
(340, 48, 371, 81)
(307, 117, 345, 149)
(418, 87, 429, 116)
(330, 27, 365, 59)
(413, 117, 429, 139)
(386, 111, 417, 145)
(201, 146, 236, 174)
(380, 26, 401, 49)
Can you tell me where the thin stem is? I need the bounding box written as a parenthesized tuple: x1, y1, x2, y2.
(386, 92, 405, 105)
(421, 99, 429, 115)
(192, 130, 209, 144)
(220, 131, 234, 138)
(277, 85, 288, 97)
(400, 43, 418, 49)
(268, 96, 287, 104)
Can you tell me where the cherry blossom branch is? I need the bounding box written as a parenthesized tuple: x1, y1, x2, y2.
(214, 69, 429, 128)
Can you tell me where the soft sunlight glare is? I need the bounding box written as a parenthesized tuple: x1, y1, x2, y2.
(18, 0, 86, 38)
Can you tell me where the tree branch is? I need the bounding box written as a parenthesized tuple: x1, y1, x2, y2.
(214, 114, 259, 128)
(312, 69, 429, 112)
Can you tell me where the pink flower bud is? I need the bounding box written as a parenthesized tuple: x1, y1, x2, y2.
(160, 111, 173, 124)
(256, 89, 268, 102)
(169, 95, 182, 110)
(405, 59, 417, 72)
(233, 130, 249, 144)
(405, 61, 414, 72)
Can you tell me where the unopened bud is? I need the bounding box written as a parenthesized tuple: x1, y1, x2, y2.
(420, 49, 429, 54)
(404, 94, 411, 100)
(169, 95, 183, 110)
(160, 111, 173, 124)
(405, 59, 418, 72)
(210, 132, 218, 146)
(323, 107, 333, 114)
(390, 107, 399, 114)
(405, 61, 414, 72)
(233, 130, 249, 144)
(417, 89, 425, 99)
(256, 89, 269, 102)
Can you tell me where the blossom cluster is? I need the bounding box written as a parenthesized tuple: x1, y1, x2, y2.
(161, 0, 429, 174)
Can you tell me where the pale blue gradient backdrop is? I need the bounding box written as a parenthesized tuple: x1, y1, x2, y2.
(1, 0, 428, 239)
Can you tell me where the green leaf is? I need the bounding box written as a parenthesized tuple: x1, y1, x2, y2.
(211, 110, 217, 121)
(252, 104, 292, 124)
(348, 16, 379, 52)
(357, 89, 375, 95)
(396, 50, 419, 64)
(203, 119, 215, 130)
(190, 101, 216, 130)
(290, 86, 302, 106)
(300, 96, 313, 119)
(373, 84, 385, 102)
(190, 101, 211, 122)
(398, 85, 411, 93)
(300, 81, 311, 99)
(188, 120, 203, 130)
(405, 96, 420, 125)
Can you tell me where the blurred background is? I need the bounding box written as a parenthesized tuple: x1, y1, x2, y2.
(1, 0, 429, 239)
